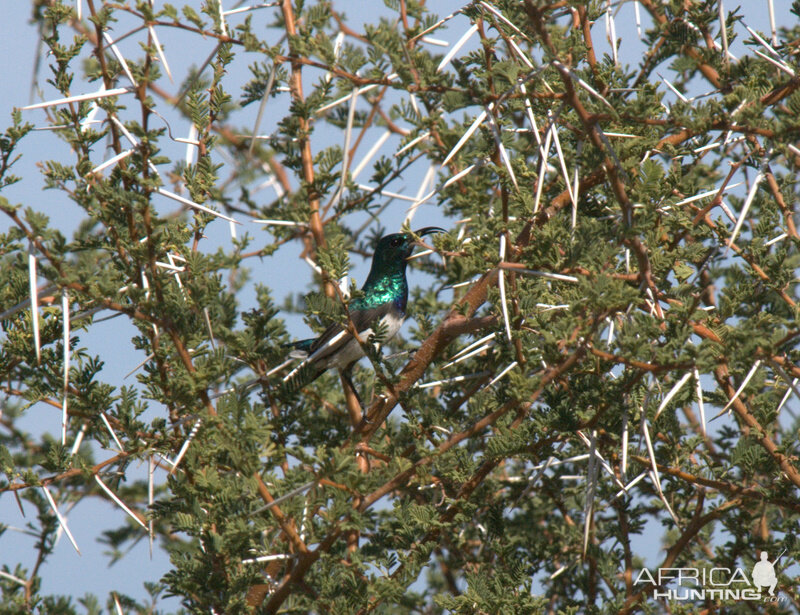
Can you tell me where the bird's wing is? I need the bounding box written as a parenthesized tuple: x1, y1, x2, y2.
(282, 302, 397, 391)
(307, 302, 395, 361)
(283, 338, 315, 358)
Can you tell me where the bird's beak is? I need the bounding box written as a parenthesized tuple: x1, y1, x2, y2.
(406, 227, 445, 261)
(414, 226, 445, 238)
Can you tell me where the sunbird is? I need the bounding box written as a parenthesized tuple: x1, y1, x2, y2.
(283, 227, 444, 393)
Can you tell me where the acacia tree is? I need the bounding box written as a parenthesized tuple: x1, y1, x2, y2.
(1, 0, 800, 612)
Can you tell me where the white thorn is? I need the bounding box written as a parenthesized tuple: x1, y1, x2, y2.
(90, 149, 134, 175)
(721, 360, 762, 416)
(22, 87, 133, 110)
(436, 24, 478, 72)
(653, 371, 693, 420)
(352, 130, 391, 180)
(148, 24, 173, 83)
(441, 108, 488, 167)
(170, 419, 202, 473)
(100, 413, 125, 451)
(718, 0, 729, 64)
(488, 361, 517, 386)
(28, 245, 40, 363)
(61, 291, 70, 445)
(103, 32, 138, 87)
(156, 188, 240, 224)
(498, 235, 512, 341)
(95, 475, 148, 530)
(691, 368, 706, 437)
(42, 486, 81, 554)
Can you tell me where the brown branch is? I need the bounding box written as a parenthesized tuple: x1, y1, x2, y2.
(2, 451, 132, 493)
(714, 364, 800, 489)
(261, 525, 344, 612)
(254, 478, 310, 555)
(636, 0, 722, 89)
(280, 0, 328, 296)
(575, 5, 604, 93)
(629, 455, 800, 513)
(356, 295, 500, 443)
(588, 346, 692, 373)
(764, 167, 799, 240)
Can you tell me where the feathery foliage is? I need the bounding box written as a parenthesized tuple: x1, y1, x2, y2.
(1, 1, 800, 613)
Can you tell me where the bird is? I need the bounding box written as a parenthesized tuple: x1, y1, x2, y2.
(282, 227, 444, 395)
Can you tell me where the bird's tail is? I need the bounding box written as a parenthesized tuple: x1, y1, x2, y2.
(282, 362, 325, 394)
(281, 338, 324, 393)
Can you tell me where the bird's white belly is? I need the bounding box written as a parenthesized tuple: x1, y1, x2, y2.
(326, 312, 404, 370)
(377, 311, 405, 340)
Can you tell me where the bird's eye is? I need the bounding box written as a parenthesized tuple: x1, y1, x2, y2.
(391, 236, 403, 247)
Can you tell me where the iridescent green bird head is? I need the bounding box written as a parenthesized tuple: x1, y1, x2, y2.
(371, 226, 445, 267)
(359, 227, 444, 308)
